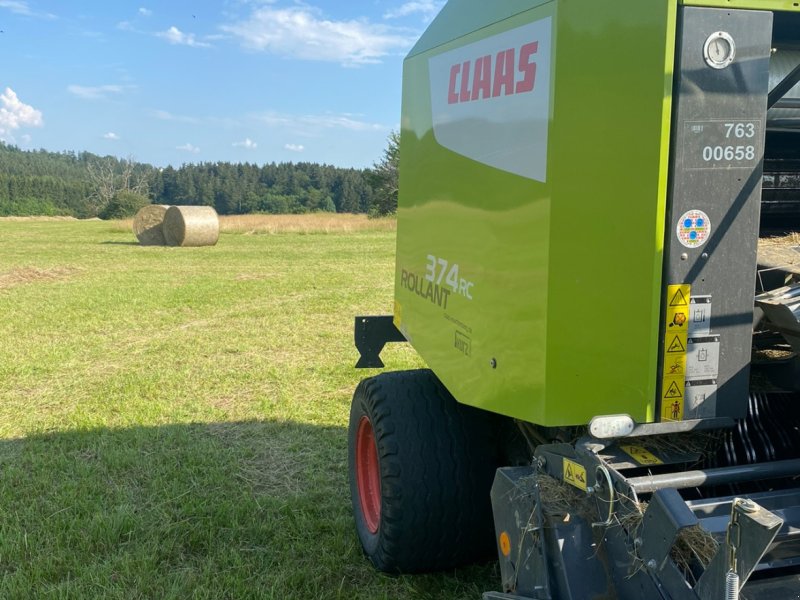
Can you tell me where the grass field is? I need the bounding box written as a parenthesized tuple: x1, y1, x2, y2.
(0, 216, 496, 598)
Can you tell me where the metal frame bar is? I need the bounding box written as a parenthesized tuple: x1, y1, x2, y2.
(768, 61, 800, 109)
(627, 458, 800, 494)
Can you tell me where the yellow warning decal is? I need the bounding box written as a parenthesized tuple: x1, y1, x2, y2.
(661, 284, 691, 422)
(664, 352, 687, 378)
(664, 380, 683, 399)
(620, 445, 664, 466)
(669, 287, 689, 307)
(563, 458, 587, 491)
(662, 375, 685, 421)
(666, 335, 686, 354)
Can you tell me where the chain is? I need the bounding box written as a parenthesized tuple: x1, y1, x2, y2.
(725, 499, 747, 600)
(726, 500, 741, 575)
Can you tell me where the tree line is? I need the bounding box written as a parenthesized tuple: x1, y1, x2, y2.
(0, 138, 398, 218)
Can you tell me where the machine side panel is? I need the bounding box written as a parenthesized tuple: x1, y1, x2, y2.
(395, 0, 678, 426)
(660, 7, 772, 421)
(395, 5, 557, 425)
(408, 0, 554, 59)
(542, 0, 678, 424)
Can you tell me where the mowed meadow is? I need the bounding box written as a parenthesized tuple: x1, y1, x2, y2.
(0, 215, 496, 599)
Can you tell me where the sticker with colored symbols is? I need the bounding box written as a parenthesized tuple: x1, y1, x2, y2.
(677, 210, 711, 249)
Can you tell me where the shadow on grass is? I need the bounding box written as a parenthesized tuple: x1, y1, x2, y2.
(100, 241, 141, 246)
(0, 421, 496, 599)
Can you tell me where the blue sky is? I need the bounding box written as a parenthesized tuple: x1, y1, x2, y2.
(0, 0, 444, 168)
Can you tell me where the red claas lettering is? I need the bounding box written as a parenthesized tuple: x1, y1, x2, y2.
(447, 41, 539, 104)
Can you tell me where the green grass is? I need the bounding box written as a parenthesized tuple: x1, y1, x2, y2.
(0, 220, 497, 599)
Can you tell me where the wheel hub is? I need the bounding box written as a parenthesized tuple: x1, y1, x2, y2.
(355, 416, 381, 534)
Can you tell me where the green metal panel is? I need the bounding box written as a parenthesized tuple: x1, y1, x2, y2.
(408, 0, 552, 58)
(682, 0, 800, 10)
(394, 0, 678, 426)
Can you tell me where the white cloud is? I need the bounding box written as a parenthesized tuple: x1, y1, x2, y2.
(284, 143, 304, 152)
(0, 1, 30, 15)
(103, 132, 119, 140)
(256, 112, 292, 127)
(151, 109, 199, 124)
(221, 6, 415, 66)
(176, 142, 200, 154)
(384, 1, 444, 20)
(67, 84, 128, 100)
(0, 88, 43, 139)
(138, 7, 152, 17)
(299, 113, 385, 132)
(0, 0, 54, 18)
(254, 110, 388, 134)
(233, 137, 257, 149)
(157, 26, 210, 48)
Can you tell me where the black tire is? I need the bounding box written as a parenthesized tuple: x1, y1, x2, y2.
(348, 369, 501, 573)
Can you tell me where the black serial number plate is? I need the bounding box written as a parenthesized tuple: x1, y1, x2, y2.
(683, 120, 762, 170)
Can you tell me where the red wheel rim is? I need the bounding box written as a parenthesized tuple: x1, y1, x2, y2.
(355, 416, 381, 534)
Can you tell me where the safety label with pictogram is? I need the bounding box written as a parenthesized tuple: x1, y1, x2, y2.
(662, 284, 691, 422)
(620, 445, 664, 466)
(562, 458, 587, 491)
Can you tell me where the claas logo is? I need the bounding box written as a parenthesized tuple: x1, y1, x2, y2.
(447, 42, 539, 104)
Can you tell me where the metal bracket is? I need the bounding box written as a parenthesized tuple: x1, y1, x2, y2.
(354, 315, 406, 368)
(695, 499, 783, 600)
(641, 489, 700, 567)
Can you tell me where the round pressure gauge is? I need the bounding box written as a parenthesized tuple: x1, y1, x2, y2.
(703, 31, 736, 69)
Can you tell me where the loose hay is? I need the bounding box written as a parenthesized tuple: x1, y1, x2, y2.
(132, 204, 169, 246)
(219, 213, 397, 235)
(538, 472, 718, 575)
(537, 472, 591, 518)
(621, 500, 719, 572)
(0, 266, 79, 290)
(163, 205, 220, 247)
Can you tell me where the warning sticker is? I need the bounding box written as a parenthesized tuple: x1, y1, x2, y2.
(664, 380, 683, 399)
(667, 307, 688, 330)
(670, 287, 689, 307)
(664, 353, 687, 377)
(620, 445, 664, 466)
(563, 458, 587, 491)
(667, 335, 686, 354)
(661, 284, 691, 422)
(677, 210, 711, 249)
(662, 376, 685, 421)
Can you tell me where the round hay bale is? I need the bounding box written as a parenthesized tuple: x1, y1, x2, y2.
(132, 204, 170, 246)
(163, 205, 220, 247)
